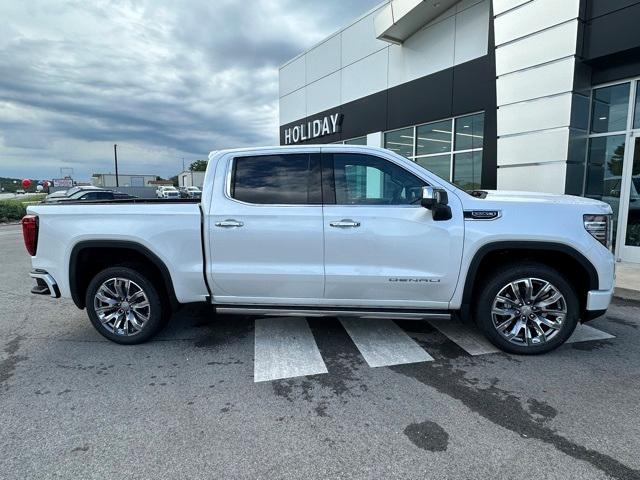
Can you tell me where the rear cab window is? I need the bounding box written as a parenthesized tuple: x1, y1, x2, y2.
(230, 153, 321, 205)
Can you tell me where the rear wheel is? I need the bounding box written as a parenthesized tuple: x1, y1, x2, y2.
(474, 262, 579, 354)
(85, 266, 165, 345)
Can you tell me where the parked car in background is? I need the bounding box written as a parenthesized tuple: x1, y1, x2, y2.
(180, 186, 202, 199)
(23, 145, 615, 355)
(156, 186, 180, 199)
(44, 187, 136, 203)
(44, 186, 101, 203)
(45, 190, 69, 200)
(16, 189, 25, 194)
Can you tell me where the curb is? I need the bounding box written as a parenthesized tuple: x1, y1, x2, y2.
(614, 287, 640, 303)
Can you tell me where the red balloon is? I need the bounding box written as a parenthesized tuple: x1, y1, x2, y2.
(22, 179, 31, 188)
(43, 181, 50, 188)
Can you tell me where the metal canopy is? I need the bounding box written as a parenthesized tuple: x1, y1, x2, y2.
(374, 0, 461, 44)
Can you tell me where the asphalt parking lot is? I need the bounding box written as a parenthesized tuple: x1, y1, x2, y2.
(2, 223, 640, 480)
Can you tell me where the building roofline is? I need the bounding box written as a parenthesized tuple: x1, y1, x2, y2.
(279, 0, 389, 70)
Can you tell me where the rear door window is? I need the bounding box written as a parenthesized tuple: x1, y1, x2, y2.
(230, 154, 321, 204)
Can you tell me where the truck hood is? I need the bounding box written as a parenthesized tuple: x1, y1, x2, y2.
(468, 190, 613, 213)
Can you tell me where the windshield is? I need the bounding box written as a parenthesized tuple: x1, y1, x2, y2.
(68, 189, 106, 199)
(65, 186, 82, 196)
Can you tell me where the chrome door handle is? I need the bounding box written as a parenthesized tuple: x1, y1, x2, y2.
(215, 219, 244, 228)
(330, 219, 361, 228)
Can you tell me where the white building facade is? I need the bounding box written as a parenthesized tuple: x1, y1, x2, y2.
(279, 0, 640, 263)
(178, 171, 206, 188)
(91, 173, 159, 187)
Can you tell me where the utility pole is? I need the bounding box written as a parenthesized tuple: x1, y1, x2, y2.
(114, 144, 119, 187)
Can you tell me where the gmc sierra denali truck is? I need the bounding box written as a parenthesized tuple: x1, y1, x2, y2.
(22, 145, 616, 354)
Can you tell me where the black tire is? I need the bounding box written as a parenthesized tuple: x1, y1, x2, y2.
(474, 262, 580, 355)
(85, 266, 166, 345)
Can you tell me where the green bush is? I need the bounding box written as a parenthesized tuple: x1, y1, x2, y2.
(0, 200, 28, 223)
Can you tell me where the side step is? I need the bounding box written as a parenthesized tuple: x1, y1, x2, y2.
(214, 305, 451, 320)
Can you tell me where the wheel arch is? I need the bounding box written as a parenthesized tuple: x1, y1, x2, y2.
(69, 240, 178, 310)
(460, 241, 599, 321)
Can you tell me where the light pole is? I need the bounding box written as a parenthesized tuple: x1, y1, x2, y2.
(114, 144, 119, 187)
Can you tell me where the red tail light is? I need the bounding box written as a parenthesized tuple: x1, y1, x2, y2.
(22, 215, 39, 256)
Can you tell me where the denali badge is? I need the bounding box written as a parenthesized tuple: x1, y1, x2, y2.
(389, 278, 441, 283)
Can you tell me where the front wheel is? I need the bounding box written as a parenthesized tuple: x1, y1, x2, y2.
(474, 262, 579, 355)
(85, 266, 165, 345)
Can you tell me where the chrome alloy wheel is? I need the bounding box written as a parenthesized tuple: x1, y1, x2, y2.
(491, 277, 567, 347)
(93, 278, 150, 336)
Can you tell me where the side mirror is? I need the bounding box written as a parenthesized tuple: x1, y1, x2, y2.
(421, 186, 452, 221)
(421, 186, 448, 209)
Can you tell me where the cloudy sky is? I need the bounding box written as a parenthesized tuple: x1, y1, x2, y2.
(0, 0, 379, 181)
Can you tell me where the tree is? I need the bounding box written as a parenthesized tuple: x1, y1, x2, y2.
(189, 160, 208, 172)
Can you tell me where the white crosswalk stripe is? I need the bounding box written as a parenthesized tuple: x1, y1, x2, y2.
(339, 318, 434, 367)
(428, 319, 615, 355)
(566, 324, 615, 343)
(252, 317, 616, 381)
(254, 317, 328, 383)
(427, 318, 500, 356)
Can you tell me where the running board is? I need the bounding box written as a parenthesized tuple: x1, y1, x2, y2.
(214, 306, 451, 320)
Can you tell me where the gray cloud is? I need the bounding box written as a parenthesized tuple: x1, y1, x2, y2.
(0, 0, 380, 180)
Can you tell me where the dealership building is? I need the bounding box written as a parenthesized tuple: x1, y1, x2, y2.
(278, 0, 640, 263)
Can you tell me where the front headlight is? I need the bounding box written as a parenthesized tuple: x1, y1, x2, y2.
(584, 214, 612, 250)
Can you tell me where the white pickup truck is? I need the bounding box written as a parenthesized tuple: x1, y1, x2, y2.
(22, 145, 615, 354)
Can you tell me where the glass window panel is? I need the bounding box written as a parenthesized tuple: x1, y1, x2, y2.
(344, 136, 367, 145)
(453, 151, 483, 190)
(384, 128, 413, 158)
(454, 113, 484, 151)
(415, 154, 451, 181)
(333, 153, 426, 205)
(591, 83, 630, 134)
(585, 135, 626, 245)
(231, 154, 314, 204)
(625, 137, 640, 247)
(634, 81, 640, 129)
(416, 120, 453, 156)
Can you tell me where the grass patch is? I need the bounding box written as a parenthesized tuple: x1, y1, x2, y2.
(0, 195, 46, 223)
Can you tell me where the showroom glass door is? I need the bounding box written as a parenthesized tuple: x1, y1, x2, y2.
(618, 132, 640, 263)
(587, 79, 640, 263)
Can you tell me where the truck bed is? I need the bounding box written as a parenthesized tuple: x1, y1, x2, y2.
(27, 201, 209, 304)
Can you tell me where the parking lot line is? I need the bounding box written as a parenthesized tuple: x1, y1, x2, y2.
(339, 318, 434, 368)
(427, 318, 500, 356)
(566, 324, 615, 343)
(254, 317, 328, 382)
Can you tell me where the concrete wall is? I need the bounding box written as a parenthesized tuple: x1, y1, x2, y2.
(493, 0, 582, 193)
(178, 171, 206, 188)
(92, 174, 158, 187)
